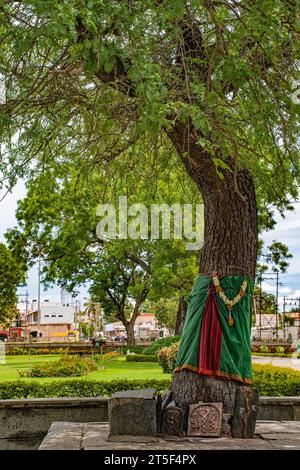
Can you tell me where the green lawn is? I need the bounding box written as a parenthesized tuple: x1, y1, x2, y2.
(0, 355, 169, 383)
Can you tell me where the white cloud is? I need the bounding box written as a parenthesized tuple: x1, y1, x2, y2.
(263, 204, 300, 274)
(0, 180, 26, 242)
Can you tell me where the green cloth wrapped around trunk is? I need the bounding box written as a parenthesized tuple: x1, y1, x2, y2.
(174, 275, 254, 384)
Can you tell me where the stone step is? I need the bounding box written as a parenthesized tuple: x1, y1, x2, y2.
(39, 421, 300, 450)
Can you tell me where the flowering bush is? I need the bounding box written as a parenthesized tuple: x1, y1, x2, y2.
(95, 351, 121, 363)
(157, 342, 179, 374)
(18, 356, 97, 378)
(41, 348, 50, 355)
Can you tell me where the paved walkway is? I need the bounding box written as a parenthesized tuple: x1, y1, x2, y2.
(39, 421, 300, 450)
(252, 355, 300, 371)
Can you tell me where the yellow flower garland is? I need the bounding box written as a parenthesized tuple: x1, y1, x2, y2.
(212, 272, 247, 326)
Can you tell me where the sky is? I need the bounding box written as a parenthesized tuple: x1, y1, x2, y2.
(0, 182, 300, 311)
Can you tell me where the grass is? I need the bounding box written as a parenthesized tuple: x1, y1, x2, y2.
(0, 355, 169, 383)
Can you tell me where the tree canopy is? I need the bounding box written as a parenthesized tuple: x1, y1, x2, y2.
(0, 0, 299, 226)
(5, 141, 199, 342)
(0, 243, 24, 325)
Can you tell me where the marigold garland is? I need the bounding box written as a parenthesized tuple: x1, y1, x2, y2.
(212, 272, 247, 327)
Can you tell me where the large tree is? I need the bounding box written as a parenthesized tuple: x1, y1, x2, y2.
(1, 1, 300, 434)
(6, 145, 199, 343)
(0, 243, 24, 325)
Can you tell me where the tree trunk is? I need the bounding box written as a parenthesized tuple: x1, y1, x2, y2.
(167, 124, 259, 437)
(125, 320, 135, 345)
(175, 296, 188, 335)
(124, 301, 142, 346)
(169, 125, 258, 278)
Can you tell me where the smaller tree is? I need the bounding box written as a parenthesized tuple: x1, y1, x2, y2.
(253, 287, 277, 315)
(257, 241, 293, 275)
(88, 243, 150, 345)
(0, 243, 24, 325)
(146, 298, 178, 334)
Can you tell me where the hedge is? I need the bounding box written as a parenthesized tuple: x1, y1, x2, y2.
(252, 364, 300, 396)
(126, 354, 157, 362)
(0, 364, 299, 399)
(0, 379, 171, 399)
(252, 353, 300, 358)
(119, 345, 145, 354)
(143, 336, 181, 355)
(251, 344, 295, 354)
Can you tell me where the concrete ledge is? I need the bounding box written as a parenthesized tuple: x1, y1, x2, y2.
(1, 395, 300, 442)
(259, 397, 300, 405)
(0, 397, 108, 409)
(258, 397, 300, 421)
(0, 397, 108, 440)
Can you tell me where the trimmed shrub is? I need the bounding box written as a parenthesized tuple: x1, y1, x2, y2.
(120, 345, 145, 354)
(18, 356, 97, 378)
(143, 336, 181, 356)
(252, 352, 300, 358)
(251, 344, 295, 354)
(275, 346, 285, 354)
(252, 364, 300, 396)
(126, 354, 157, 362)
(0, 364, 300, 399)
(0, 379, 171, 399)
(157, 342, 180, 374)
(260, 345, 269, 353)
(9, 347, 24, 356)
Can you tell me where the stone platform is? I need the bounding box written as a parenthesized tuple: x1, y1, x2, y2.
(39, 421, 300, 450)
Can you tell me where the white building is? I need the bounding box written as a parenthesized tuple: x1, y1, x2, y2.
(104, 313, 171, 342)
(25, 301, 76, 342)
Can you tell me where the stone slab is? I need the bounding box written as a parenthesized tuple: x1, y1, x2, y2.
(111, 389, 156, 399)
(232, 386, 259, 438)
(161, 403, 183, 436)
(39, 421, 300, 450)
(108, 435, 160, 443)
(187, 403, 223, 437)
(108, 388, 157, 437)
(260, 433, 300, 441)
(256, 421, 300, 434)
(39, 422, 84, 450)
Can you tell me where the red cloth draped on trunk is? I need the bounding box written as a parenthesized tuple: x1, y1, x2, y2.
(199, 284, 222, 374)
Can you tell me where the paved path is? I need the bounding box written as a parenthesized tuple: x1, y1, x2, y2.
(252, 355, 300, 371)
(39, 421, 300, 450)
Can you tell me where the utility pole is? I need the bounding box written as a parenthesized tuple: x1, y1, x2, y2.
(259, 276, 262, 339)
(257, 272, 282, 340)
(37, 253, 41, 341)
(283, 296, 286, 341)
(284, 297, 300, 339)
(284, 296, 300, 340)
(275, 271, 279, 338)
(18, 288, 29, 340)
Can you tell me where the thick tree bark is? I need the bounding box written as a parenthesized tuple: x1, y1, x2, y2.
(168, 124, 258, 278)
(124, 300, 143, 346)
(175, 297, 188, 335)
(125, 320, 135, 345)
(167, 124, 259, 437)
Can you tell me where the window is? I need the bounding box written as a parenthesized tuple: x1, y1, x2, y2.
(51, 315, 56, 317)
(58, 315, 63, 317)
(44, 315, 49, 318)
